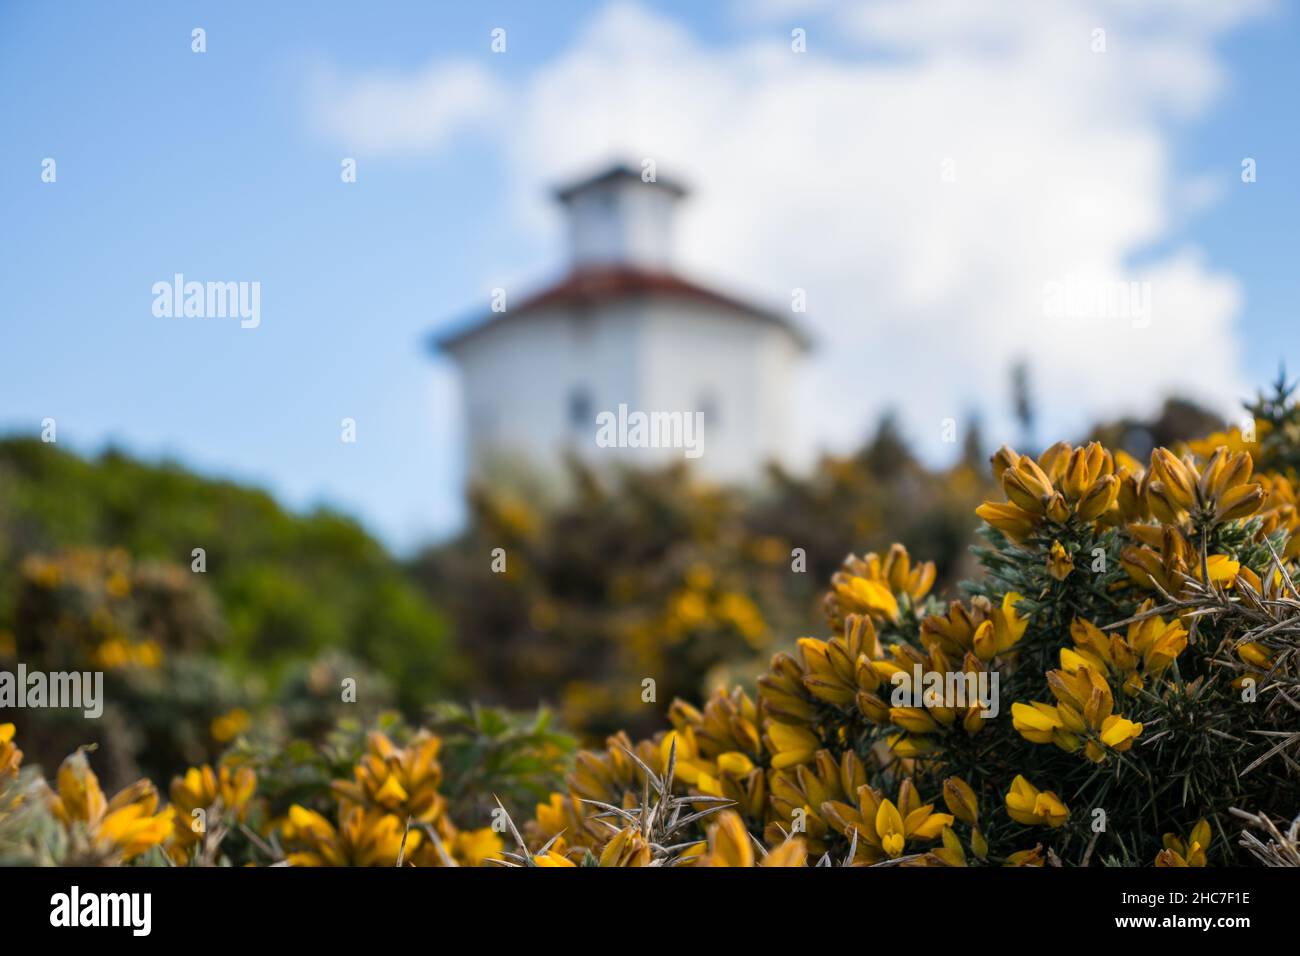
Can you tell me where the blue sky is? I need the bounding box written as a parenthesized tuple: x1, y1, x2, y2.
(2, 0, 1297, 553)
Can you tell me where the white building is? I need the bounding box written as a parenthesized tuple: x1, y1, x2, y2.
(432, 163, 809, 493)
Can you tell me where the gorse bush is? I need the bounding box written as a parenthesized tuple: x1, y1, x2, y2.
(415, 421, 994, 741)
(1, 378, 1298, 867)
(486, 379, 1300, 868)
(416, 462, 788, 741)
(492, 378, 1300, 867)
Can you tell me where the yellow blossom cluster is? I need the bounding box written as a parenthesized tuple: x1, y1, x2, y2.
(43, 750, 172, 865)
(283, 731, 501, 867)
(507, 419, 1297, 867)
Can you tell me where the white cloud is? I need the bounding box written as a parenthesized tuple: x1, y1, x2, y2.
(309, 59, 505, 154)
(309, 0, 1270, 462)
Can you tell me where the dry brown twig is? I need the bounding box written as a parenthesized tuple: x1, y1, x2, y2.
(1230, 806, 1300, 866)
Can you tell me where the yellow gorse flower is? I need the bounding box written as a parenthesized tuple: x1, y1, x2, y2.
(527, 730, 668, 861)
(701, 810, 755, 866)
(448, 826, 504, 867)
(921, 592, 1028, 662)
(530, 791, 597, 859)
(567, 731, 663, 807)
(282, 804, 415, 867)
(1145, 446, 1263, 527)
(1005, 775, 1069, 828)
(1237, 640, 1275, 673)
(1066, 604, 1187, 696)
(1254, 473, 1300, 559)
(531, 849, 577, 866)
(942, 775, 988, 859)
(876, 641, 997, 738)
(281, 729, 502, 867)
(331, 731, 448, 824)
(44, 750, 171, 864)
(825, 545, 936, 628)
(167, 763, 258, 860)
(0, 723, 21, 788)
(977, 441, 1121, 541)
(764, 721, 822, 771)
(697, 810, 806, 866)
(1012, 659, 1143, 763)
(1155, 819, 1212, 867)
(210, 707, 251, 744)
(1122, 524, 1242, 594)
(1185, 424, 1259, 461)
(598, 825, 655, 867)
(765, 748, 866, 854)
(666, 688, 766, 816)
(942, 776, 978, 826)
(759, 613, 890, 749)
(1004, 844, 1048, 866)
(1047, 540, 1074, 581)
(661, 728, 764, 820)
(820, 778, 953, 863)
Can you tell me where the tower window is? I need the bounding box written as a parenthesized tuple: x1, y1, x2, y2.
(698, 392, 720, 429)
(568, 387, 593, 428)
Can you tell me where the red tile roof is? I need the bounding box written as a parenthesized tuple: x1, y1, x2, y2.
(432, 265, 811, 352)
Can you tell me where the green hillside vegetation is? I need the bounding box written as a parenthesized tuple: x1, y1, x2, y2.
(0, 437, 456, 691)
(0, 437, 456, 786)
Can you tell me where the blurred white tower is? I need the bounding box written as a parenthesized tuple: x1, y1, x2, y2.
(433, 162, 809, 493)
